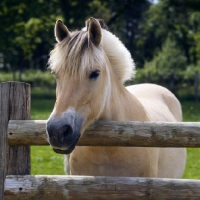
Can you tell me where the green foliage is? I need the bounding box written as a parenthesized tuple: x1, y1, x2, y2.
(1, 0, 200, 92)
(22, 69, 56, 87)
(0, 0, 61, 72)
(0, 69, 55, 87)
(143, 38, 187, 80)
(138, 0, 200, 68)
(156, 39, 187, 78)
(0, 0, 152, 73)
(0, 71, 13, 82)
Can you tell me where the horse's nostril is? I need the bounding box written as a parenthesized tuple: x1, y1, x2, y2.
(60, 125, 73, 141)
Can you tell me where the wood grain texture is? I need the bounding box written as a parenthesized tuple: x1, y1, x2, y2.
(8, 120, 200, 147)
(0, 83, 10, 200)
(6, 82, 31, 175)
(5, 175, 200, 200)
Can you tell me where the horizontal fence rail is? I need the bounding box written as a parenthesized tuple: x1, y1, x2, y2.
(8, 120, 200, 147)
(5, 175, 200, 200)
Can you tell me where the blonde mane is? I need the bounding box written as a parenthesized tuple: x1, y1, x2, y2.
(48, 27, 135, 83)
(101, 29, 135, 83)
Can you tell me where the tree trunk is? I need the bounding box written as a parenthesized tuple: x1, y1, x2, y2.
(147, 71, 151, 83)
(194, 71, 199, 102)
(170, 73, 175, 94)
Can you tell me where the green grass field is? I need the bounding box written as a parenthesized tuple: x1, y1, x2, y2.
(31, 90, 200, 178)
(181, 101, 200, 179)
(31, 88, 65, 175)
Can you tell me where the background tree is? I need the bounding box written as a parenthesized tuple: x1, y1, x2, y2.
(138, 0, 200, 67)
(143, 37, 187, 92)
(1, 0, 200, 96)
(0, 0, 61, 79)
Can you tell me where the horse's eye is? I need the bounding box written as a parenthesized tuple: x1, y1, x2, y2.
(89, 70, 100, 80)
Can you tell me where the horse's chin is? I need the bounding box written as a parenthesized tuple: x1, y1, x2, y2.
(52, 134, 80, 154)
(53, 147, 74, 154)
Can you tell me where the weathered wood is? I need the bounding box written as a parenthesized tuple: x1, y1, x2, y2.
(0, 83, 10, 200)
(6, 82, 31, 175)
(4, 175, 200, 200)
(8, 120, 47, 145)
(8, 120, 200, 147)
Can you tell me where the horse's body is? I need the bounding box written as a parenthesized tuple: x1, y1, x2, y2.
(47, 18, 186, 178)
(70, 83, 185, 178)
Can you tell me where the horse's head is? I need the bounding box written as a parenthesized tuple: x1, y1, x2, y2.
(46, 18, 112, 154)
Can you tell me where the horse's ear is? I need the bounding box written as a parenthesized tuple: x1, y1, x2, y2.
(55, 20, 70, 43)
(86, 18, 109, 31)
(88, 17, 102, 46)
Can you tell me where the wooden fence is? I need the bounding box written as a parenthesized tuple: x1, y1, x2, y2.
(1, 82, 200, 200)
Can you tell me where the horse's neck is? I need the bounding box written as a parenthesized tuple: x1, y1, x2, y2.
(100, 73, 148, 122)
(79, 62, 148, 165)
(81, 78, 148, 165)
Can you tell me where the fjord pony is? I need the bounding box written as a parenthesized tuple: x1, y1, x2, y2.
(47, 18, 186, 178)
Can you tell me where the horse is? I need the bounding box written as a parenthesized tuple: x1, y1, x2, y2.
(46, 17, 186, 178)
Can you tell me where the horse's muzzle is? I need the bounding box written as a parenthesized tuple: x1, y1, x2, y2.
(46, 108, 83, 154)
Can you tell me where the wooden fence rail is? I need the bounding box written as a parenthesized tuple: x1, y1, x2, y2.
(8, 120, 200, 147)
(4, 175, 200, 200)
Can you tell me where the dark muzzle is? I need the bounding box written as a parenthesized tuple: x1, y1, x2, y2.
(46, 109, 83, 154)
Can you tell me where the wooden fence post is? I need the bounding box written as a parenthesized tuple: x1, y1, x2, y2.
(0, 83, 10, 200)
(0, 82, 30, 200)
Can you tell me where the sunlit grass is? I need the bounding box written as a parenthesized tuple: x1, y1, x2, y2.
(181, 101, 200, 179)
(31, 89, 65, 175)
(183, 148, 200, 179)
(31, 146, 65, 175)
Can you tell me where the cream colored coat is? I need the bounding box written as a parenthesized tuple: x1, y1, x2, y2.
(69, 83, 186, 178)
(48, 18, 186, 178)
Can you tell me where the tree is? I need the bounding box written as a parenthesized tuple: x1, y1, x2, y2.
(105, 0, 151, 68)
(59, 0, 151, 69)
(0, 0, 61, 79)
(143, 37, 187, 92)
(138, 0, 200, 68)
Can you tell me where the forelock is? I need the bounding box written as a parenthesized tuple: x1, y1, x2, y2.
(48, 30, 105, 78)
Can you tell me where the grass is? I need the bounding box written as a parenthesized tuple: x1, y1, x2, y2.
(31, 88, 65, 175)
(181, 101, 200, 179)
(182, 101, 200, 122)
(30, 90, 200, 178)
(183, 148, 200, 179)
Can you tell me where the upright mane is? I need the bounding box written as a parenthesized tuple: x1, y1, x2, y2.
(48, 21, 135, 84)
(101, 29, 136, 83)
